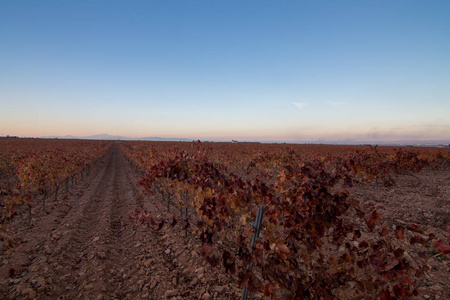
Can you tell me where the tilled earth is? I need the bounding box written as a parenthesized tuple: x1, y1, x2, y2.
(0, 144, 449, 299)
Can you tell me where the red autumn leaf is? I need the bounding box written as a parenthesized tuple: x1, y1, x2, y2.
(253, 247, 264, 265)
(393, 284, 405, 298)
(200, 243, 213, 258)
(380, 222, 389, 236)
(8, 268, 15, 278)
(263, 240, 270, 250)
(182, 215, 189, 230)
(200, 243, 221, 267)
(206, 251, 221, 267)
(343, 175, 353, 187)
(248, 272, 262, 292)
(156, 219, 165, 231)
(379, 289, 391, 300)
(353, 229, 361, 240)
(328, 256, 338, 265)
(222, 250, 236, 274)
(407, 223, 424, 234)
(418, 251, 428, 259)
(380, 271, 392, 281)
(365, 210, 381, 229)
(327, 268, 340, 275)
(394, 226, 404, 240)
(276, 243, 290, 259)
(410, 235, 427, 245)
(264, 283, 275, 297)
(238, 270, 251, 288)
(386, 258, 399, 270)
(148, 216, 156, 226)
(399, 275, 412, 285)
(359, 240, 369, 249)
(170, 215, 178, 227)
(433, 239, 450, 255)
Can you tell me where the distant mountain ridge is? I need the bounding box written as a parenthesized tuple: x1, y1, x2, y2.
(41, 134, 192, 142)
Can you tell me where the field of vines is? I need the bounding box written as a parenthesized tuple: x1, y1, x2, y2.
(0, 139, 111, 240)
(122, 141, 450, 299)
(0, 139, 449, 299)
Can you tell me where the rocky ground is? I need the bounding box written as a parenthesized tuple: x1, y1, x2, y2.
(0, 144, 448, 299)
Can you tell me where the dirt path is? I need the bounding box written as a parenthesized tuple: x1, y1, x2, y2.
(1, 144, 141, 299)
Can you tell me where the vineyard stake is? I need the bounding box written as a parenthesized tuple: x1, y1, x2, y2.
(27, 203, 32, 227)
(242, 206, 264, 300)
(54, 184, 58, 201)
(438, 158, 448, 170)
(184, 189, 189, 237)
(184, 207, 189, 237)
(43, 190, 47, 212)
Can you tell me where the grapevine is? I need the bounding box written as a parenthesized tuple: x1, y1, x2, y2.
(123, 141, 449, 299)
(0, 139, 112, 245)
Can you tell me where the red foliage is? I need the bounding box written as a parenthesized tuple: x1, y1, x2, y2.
(122, 141, 450, 299)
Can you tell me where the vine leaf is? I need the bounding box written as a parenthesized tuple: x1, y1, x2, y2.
(222, 250, 236, 274)
(200, 243, 221, 267)
(170, 215, 178, 227)
(275, 243, 290, 259)
(433, 239, 450, 255)
(386, 258, 400, 270)
(365, 210, 381, 229)
(394, 226, 404, 240)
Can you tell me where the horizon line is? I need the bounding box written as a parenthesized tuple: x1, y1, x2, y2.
(1, 134, 449, 147)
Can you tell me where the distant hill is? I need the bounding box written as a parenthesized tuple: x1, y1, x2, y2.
(83, 134, 127, 140)
(40, 134, 192, 142)
(138, 136, 192, 142)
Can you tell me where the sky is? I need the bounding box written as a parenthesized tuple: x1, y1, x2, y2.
(1, 0, 449, 142)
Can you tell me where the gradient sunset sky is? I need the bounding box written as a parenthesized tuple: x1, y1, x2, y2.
(1, 1, 449, 142)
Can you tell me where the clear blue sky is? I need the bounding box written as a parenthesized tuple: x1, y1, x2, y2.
(1, 0, 449, 142)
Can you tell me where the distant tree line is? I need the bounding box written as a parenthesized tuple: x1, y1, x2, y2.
(0, 135, 20, 139)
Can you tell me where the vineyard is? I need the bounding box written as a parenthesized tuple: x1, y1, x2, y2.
(1, 139, 449, 299)
(0, 139, 111, 231)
